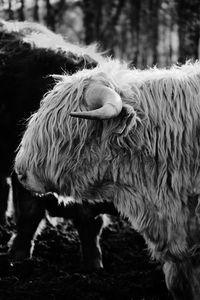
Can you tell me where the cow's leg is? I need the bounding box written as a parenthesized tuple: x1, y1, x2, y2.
(73, 202, 116, 271)
(163, 259, 200, 300)
(77, 204, 116, 271)
(0, 176, 10, 225)
(163, 196, 200, 300)
(45, 196, 116, 271)
(9, 173, 45, 262)
(74, 214, 105, 271)
(189, 257, 200, 300)
(163, 260, 190, 300)
(71, 202, 117, 271)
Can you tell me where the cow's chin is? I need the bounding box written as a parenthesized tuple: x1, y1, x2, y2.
(21, 173, 46, 195)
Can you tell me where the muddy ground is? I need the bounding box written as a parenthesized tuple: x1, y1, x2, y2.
(0, 216, 172, 300)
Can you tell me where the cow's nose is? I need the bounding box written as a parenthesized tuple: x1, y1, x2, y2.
(18, 173, 27, 182)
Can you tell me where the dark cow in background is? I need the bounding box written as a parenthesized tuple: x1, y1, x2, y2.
(0, 20, 116, 271)
(15, 58, 200, 300)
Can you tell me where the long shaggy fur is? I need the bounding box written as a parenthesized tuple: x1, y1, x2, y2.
(15, 59, 200, 263)
(0, 19, 104, 174)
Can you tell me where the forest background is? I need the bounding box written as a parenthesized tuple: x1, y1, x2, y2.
(0, 0, 199, 68)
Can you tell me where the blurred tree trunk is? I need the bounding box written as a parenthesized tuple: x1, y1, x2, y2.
(128, 0, 141, 66)
(134, 0, 141, 66)
(55, 0, 67, 26)
(95, 0, 103, 41)
(137, 0, 152, 67)
(8, 0, 14, 19)
(18, 0, 25, 21)
(33, 0, 39, 22)
(103, 0, 125, 51)
(46, 0, 55, 31)
(151, 0, 160, 65)
(83, 0, 125, 51)
(82, 0, 98, 44)
(176, 0, 200, 62)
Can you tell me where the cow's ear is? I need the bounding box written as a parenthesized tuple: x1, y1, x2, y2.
(112, 104, 140, 135)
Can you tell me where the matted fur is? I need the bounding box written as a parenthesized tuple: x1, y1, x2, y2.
(15, 60, 200, 265)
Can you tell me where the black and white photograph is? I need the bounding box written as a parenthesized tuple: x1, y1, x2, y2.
(0, 0, 200, 299)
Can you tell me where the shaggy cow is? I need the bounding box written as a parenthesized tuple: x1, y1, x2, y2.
(0, 20, 116, 271)
(15, 58, 200, 299)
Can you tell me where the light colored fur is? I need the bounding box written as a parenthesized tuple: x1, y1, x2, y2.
(15, 60, 200, 265)
(0, 19, 104, 64)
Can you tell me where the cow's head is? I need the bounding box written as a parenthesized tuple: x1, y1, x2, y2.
(15, 66, 140, 197)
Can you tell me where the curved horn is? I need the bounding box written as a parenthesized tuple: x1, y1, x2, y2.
(70, 84, 122, 120)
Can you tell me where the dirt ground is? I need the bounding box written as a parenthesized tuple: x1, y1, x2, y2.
(0, 216, 172, 300)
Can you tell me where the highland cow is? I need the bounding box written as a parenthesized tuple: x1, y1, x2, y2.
(0, 20, 116, 271)
(15, 58, 200, 299)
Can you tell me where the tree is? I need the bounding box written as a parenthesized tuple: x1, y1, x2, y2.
(82, 0, 99, 44)
(33, 0, 39, 22)
(8, 0, 14, 19)
(175, 0, 200, 62)
(18, 0, 25, 21)
(45, 0, 55, 30)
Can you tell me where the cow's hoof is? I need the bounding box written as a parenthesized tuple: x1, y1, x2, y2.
(10, 259, 34, 278)
(0, 253, 11, 276)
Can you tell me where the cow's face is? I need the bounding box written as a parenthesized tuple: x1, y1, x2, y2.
(15, 140, 47, 194)
(15, 68, 138, 196)
(14, 74, 90, 195)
